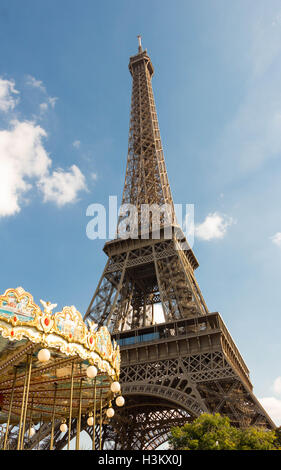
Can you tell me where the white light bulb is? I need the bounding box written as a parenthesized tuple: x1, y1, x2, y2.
(106, 407, 115, 418)
(110, 381, 120, 393)
(116, 396, 125, 407)
(60, 423, 68, 433)
(38, 348, 50, 362)
(86, 365, 98, 379)
(87, 416, 94, 426)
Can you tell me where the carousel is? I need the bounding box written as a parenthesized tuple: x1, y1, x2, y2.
(0, 287, 124, 450)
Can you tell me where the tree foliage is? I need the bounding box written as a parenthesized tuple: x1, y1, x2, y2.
(169, 413, 279, 450)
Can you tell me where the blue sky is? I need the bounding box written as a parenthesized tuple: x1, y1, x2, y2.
(1, 0, 281, 430)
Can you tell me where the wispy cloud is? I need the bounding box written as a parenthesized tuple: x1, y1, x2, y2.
(270, 232, 281, 247)
(25, 74, 46, 93)
(39, 96, 58, 115)
(72, 140, 81, 149)
(39, 102, 49, 114)
(273, 376, 281, 395)
(48, 96, 57, 109)
(215, 8, 281, 180)
(250, 9, 281, 78)
(219, 85, 281, 175)
(26, 75, 58, 114)
(0, 77, 19, 112)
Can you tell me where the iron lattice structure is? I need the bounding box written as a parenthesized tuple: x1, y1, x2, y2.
(37, 40, 274, 451)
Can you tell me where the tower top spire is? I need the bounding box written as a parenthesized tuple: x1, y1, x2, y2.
(137, 35, 143, 53)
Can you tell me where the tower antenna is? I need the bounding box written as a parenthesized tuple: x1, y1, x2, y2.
(137, 35, 143, 52)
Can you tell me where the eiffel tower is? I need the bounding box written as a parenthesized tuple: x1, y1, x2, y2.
(81, 37, 275, 449)
(33, 38, 274, 451)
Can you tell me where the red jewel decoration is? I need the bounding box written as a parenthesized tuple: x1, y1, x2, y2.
(11, 331, 14, 337)
(44, 318, 50, 326)
(13, 316, 17, 322)
(69, 333, 72, 339)
(90, 337, 93, 345)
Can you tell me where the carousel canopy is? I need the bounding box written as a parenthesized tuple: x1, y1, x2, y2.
(0, 287, 121, 426)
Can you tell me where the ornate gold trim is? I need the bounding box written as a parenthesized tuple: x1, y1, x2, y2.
(0, 288, 120, 378)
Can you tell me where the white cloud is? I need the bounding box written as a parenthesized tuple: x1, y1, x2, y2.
(0, 120, 51, 217)
(0, 76, 88, 216)
(39, 102, 49, 113)
(259, 397, 281, 426)
(72, 140, 81, 149)
(195, 212, 235, 241)
(270, 232, 281, 247)
(38, 165, 87, 207)
(25, 75, 46, 93)
(26, 75, 58, 114)
(39, 97, 58, 114)
(0, 78, 19, 112)
(259, 376, 281, 426)
(91, 172, 98, 181)
(48, 96, 58, 109)
(0, 121, 87, 216)
(273, 376, 281, 395)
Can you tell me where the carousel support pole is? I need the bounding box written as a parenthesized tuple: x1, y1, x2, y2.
(3, 366, 17, 450)
(0, 427, 3, 448)
(27, 394, 34, 445)
(50, 382, 58, 450)
(17, 354, 30, 450)
(92, 377, 97, 450)
(76, 378, 83, 450)
(6, 426, 14, 450)
(67, 362, 75, 450)
(99, 389, 103, 450)
(20, 353, 33, 450)
(37, 413, 43, 450)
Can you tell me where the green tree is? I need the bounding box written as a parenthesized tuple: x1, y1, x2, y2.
(169, 413, 279, 450)
(275, 426, 281, 447)
(237, 426, 277, 450)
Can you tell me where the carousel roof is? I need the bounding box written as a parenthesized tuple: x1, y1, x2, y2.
(0, 287, 121, 424)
